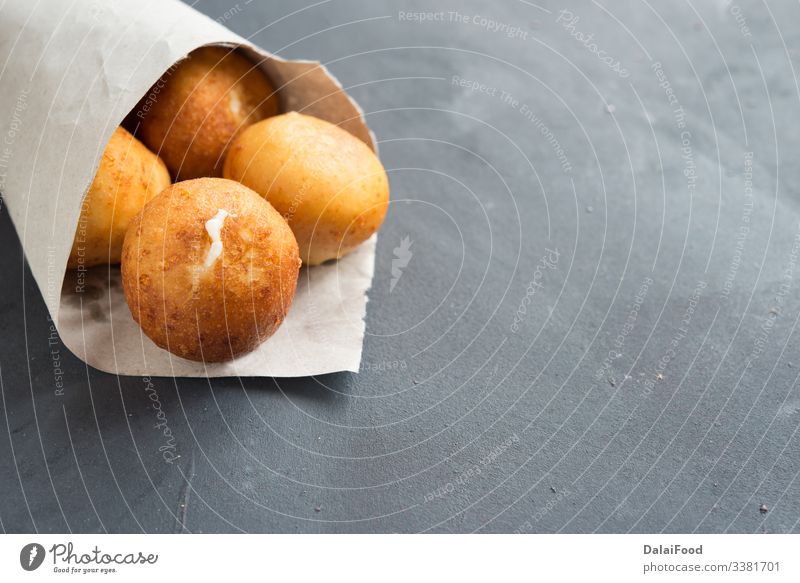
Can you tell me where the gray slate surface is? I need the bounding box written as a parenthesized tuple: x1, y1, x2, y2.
(1, 0, 799, 533)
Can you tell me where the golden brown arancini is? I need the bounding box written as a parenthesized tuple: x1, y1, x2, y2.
(222, 111, 389, 265)
(120, 178, 301, 362)
(137, 46, 279, 180)
(68, 126, 171, 269)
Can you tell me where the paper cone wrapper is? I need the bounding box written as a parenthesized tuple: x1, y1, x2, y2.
(0, 0, 379, 377)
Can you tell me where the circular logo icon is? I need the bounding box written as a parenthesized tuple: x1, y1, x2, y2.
(20, 543, 45, 571)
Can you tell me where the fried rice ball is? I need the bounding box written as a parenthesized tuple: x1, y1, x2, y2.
(137, 46, 279, 180)
(68, 126, 171, 269)
(222, 112, 389, 265)
(121, 178, 300, 362)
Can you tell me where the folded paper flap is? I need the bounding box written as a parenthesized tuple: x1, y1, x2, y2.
(57, 236, 376, 378)
(0, 0, 378, 377)
(257, 56, 376, 150)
